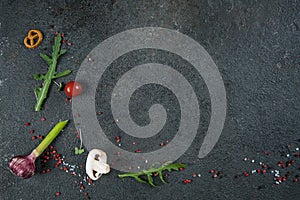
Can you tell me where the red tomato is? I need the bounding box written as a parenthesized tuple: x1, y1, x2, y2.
(64, 81, 82, 97)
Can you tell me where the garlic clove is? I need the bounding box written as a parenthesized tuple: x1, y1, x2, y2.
(86, 149, 110, 180)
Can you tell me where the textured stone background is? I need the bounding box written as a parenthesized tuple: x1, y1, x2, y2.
(1, 0, 300, 199)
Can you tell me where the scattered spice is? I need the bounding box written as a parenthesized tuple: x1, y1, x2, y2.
(243, 171, 249, 177)
(115, 136, 121, 143)
(55, 191, 61, 197)
(135, 149, 142, 153)
(183, 179, 192, 184)
(240, 141, 300, 187)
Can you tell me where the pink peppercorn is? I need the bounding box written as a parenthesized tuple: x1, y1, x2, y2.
(115, 136, 121, 143)
(183, 179, 192, 184)
(243, 172, 249, 177)
(80, 184, 85, 190)
(281, 176, 287, 182)
(55, 191, 61, 197)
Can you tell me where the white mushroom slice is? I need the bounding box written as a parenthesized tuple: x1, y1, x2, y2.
(86, 149, 110, 180)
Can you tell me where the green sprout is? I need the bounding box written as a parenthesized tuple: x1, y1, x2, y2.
(74, 129, 84, 155)
(74, 147, 84, 155)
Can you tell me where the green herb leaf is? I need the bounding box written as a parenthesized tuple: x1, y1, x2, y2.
(133, 176, 147, 183)
(74, 147, 84, 155)
(39, 53, 52, 65)
(118, 162, 187, 187)
(34, 73, 46, 80)
(147, 174, 155, 187)
(34, 87, 41, 99)
(53, 70, 72, 79)
(158, 171, 166, 184)
(59, 49, 67, 56)
(52, 34, 62, 58)
(34, 33, 71, 111)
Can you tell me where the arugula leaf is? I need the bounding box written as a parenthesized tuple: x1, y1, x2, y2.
(118, 162, 187, 187)
(53, 69, 71, 79)
(39, 53, 52, 65)
(59, 49, 67, 56)
(34, 33, 71, 111)
(33, 74, 46, 81)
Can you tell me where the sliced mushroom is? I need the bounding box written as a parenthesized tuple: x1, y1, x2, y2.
(86, 149, 110, 180)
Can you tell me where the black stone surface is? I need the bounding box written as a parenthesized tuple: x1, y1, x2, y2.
(1, 0, 300, 199)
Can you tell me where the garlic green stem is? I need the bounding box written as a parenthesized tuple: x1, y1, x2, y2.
(33, 120, 68, 157)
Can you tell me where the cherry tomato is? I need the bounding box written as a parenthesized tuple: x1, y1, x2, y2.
(64, 81, 82, 97)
